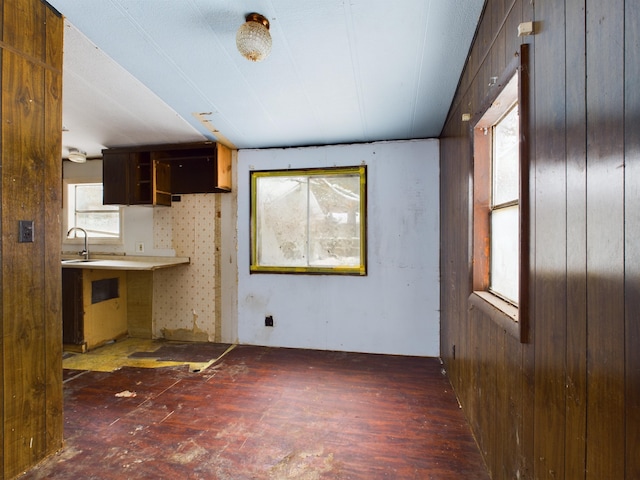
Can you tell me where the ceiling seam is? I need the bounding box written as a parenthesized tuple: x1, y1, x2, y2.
(188, 0, 280, 137)
(260, 0, 325, 136)
(107, 0, 255, 142)
(410, 2, 432, 138)
(342, 1, 368, 141)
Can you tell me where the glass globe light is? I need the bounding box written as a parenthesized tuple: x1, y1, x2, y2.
(236, 13, 272, 62)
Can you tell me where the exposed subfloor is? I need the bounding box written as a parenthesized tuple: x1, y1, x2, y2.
(21, 344, 489, 479)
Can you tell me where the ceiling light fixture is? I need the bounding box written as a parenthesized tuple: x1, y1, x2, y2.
(67, 148, 87, 163)
(236, 13, 272, 62)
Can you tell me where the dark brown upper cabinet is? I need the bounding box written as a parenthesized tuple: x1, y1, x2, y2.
(102, 142, 232, 206)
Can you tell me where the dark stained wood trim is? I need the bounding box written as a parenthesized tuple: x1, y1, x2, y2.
(517, 43, 530, 344)
(469, 291, 519, 339)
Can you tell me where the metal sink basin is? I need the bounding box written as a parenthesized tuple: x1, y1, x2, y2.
(61, 259, 99, 264)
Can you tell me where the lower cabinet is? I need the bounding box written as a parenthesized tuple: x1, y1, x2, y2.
(62, 268, 128, 351)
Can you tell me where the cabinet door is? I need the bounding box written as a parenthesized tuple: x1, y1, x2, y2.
(170, 144, 232, 193)
(153, 160, 171, 206)
(216, 143, 232, 191)
(103, 151, 130, 205)
(62, 268, 84, 345)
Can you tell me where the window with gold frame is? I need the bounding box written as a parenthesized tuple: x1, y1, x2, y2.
(250, 166, 367, 275)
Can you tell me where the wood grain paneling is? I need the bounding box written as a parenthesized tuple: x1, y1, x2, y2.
(0, 0, 63, 477)
(585, 1, 626, 478)
(3, 0, 45, 58)
(625, 3, 640, 479)
(43, 4, 64, 458)
(0, 46, 4, 480)
(564, 1, 588, 478)
(2, 49, 48, 476)
(532, 0, 568, 477)
(440, 0, 637, 478)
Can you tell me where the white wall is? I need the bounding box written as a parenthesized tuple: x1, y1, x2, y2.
(237, 139, 440, 356)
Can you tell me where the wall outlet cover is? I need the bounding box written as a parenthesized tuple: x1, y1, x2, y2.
(18, 220, 34, 243)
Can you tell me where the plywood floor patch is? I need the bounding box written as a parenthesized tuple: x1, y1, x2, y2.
(62, 338, 235, 373)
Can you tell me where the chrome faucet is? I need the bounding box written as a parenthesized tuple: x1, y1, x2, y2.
(67, 227, 89, 260)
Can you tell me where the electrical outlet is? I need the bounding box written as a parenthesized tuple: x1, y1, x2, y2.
(265, 315, 274, 327)
(135, 242, 145, 253)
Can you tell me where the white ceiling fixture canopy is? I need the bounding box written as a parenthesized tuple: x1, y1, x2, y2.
(67, 148, 87, 163)
(236, 12, 272, 62)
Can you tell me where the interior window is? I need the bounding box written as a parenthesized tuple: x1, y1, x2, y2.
(250, 166, 367, 275)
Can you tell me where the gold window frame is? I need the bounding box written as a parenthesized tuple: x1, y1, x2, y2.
(250, 166, 367, 275)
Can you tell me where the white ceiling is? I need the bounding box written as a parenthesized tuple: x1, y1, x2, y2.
(47, 1, 485, 159)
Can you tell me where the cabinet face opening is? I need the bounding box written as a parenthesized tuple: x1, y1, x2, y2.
(250, 166, 367, 275)
(91, 277, 119, 304)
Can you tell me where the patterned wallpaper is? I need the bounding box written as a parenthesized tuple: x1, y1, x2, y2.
(152, 194, 221, 341)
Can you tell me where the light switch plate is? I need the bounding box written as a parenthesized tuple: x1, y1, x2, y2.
(18, 220, 34, 243)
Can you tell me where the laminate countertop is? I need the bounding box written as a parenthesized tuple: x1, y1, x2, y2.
(61, 255, 190, 271)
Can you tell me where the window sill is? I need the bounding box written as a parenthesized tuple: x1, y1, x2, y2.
(469, 291, 520, 340)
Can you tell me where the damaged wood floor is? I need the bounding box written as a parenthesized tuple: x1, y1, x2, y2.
(21, 345, 489, 479)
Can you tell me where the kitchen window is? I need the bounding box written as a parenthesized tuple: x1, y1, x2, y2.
(250, 166, 367, 275)
(64, 179, 122, 243)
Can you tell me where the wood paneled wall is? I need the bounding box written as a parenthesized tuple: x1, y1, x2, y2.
(440, 0, 639, 478)
(0, 0, 63, 477)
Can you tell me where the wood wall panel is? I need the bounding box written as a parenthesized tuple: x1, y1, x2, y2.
(585, 0, 626, 478)
(564, 1, 587, 478)
(440, 0, 637, 478)
(0, 1, 63, 477)
(43, 5, 63, 454)
(624, 3, 640, 479)
(3, 0, 44, 59)
(2, 50, 47, 474)
(532, 0, 568, 477)
(0, 46, 3, 479)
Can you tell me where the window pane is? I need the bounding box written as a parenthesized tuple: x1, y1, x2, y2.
(251, 167, 366, 274)
(75, 184, 118, 211)
(256, 176, 309, 266)
(308, 175, 361, 267)
(490, 204, 519, 304)
(75, 212, 120, 238)
(492, 105, 519, 205)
